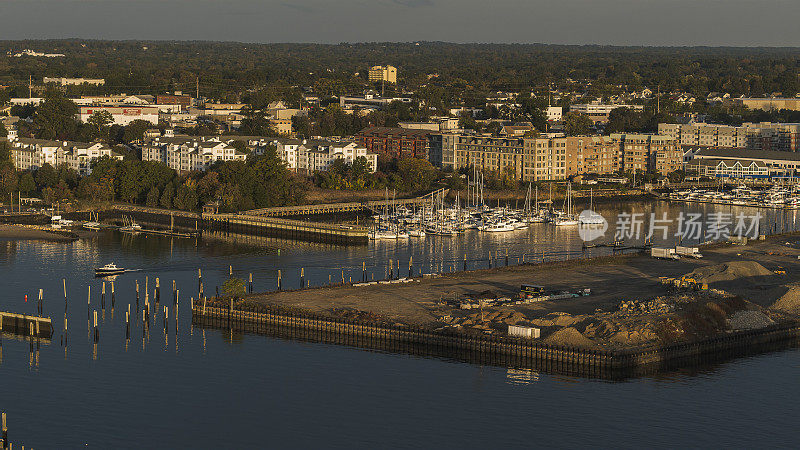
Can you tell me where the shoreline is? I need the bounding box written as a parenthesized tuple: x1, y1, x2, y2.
(191, 232, 800, 376)
(0, 224, 78, 242)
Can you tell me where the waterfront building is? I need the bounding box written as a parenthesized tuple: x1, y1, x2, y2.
(141, 135, 247, 173)
(659, 122, 800, 152)
(9, 136, 121, 175)
(432, 132, 680, 180)
(357, 127, 434, 160)
(688, 148, 800, 178)
(277, 139, 377, 174)
(368, 65, 397, 84)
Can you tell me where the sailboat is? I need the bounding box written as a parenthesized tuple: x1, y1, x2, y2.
(579, 188, 605, 225)
(553, 183, 579, 226)
(83, 211, 101, 230)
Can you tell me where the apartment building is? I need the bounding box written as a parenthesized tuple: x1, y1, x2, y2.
(141, 136, 247, 173)
(434, 132, 681, 180)
(9, 137, 121, 175)
(368, 65, 397, 84)
(270, 139, 377, 174)
(659, 122, 800, 152)
(357, 127, 433, 160)
(569, 102, 644, 123)
(580, 136, 620, 175)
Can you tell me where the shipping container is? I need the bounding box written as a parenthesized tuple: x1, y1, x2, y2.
(651, 247, 679, 260)
(508, 325, 541, 339)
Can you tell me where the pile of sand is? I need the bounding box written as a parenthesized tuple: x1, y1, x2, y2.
(686, 261, 774, 284)
(529, 312, 582, 328)
(728, 310, 775, 330)
(543, 327, 598, 349)
(771, 285, 800, 313)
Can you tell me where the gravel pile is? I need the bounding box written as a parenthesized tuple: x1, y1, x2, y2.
(728, 310, 775, 330)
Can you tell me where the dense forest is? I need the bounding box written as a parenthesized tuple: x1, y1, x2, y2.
(2, 41, 800, 107)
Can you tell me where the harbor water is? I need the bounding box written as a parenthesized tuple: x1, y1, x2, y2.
(1, 200, 800, 448)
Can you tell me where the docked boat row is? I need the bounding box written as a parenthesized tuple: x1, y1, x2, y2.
(368, 182, 603, 240)
(668, 184, 800, 209)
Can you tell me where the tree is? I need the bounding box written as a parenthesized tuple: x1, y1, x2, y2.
(87, 110, 114, 141)
(35, 163, 59, 189)
(173, 184, 198, 211)
(221, 277, 246, 298)
(397, 158, 437, 193)
(0, 163, 18, 200)
(563, 112, 593, 136)
(145, 187, 160, 207)
(32, 90, 80, 140)
(160, 184, 174, 208)
(17, 172, 36, 195)
(122, 119, 154, 144)
(239, 106, 276, 136)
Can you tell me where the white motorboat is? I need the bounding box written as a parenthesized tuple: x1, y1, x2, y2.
(95, 263, 125, 276)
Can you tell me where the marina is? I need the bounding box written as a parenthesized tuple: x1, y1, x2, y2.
(2, 199, 800, 447)
(667, 183, 800, 209)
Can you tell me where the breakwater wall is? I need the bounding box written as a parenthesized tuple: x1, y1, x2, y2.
(191, 301, 800, 379)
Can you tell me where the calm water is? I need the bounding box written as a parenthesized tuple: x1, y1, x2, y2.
(1, 200, 800, 448)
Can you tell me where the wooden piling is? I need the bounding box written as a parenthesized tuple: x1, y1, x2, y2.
(277, 270, 282, 291)
(464, 254, 467, 271)
(155, 278, 160, 303)
(101, 282, 106, 310)
(198, 269, 203, 298)
(248, 273, 253, 293)
(93, 310, 98, 342)
(300, 268, 305, 289)
(87, 285, 91, 320)
(136, 280, 140, 311)
(111, 282, 115, 307)
(409, 256, 413, 278)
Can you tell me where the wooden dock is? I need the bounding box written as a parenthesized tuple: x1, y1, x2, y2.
(242, 188, 448, 217)
(0, 311, 53, 339)
(203, 213, 369, 244)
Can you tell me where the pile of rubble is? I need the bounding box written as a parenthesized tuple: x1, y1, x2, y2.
(617, 299, 675, 315)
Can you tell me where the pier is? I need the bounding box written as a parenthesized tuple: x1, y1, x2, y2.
(203, 213, 369, 244)
(242, 188, 447, 217)
(0, 311, 53, 339)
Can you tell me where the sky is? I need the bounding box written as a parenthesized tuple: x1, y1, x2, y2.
(0, 0, 797, 47)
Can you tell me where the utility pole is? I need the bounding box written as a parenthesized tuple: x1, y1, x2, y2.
(657, 85, 661, 114)
(29, 74, 32, 98)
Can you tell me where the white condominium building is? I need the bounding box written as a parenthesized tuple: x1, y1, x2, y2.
(9, 137, 121, 175)
(141, 136, 247, 173)
(274, 139, 378, 173)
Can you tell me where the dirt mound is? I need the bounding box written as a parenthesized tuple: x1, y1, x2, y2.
(686, 261, 774, 284)
(529, 312, 582, 328)
(771, 285, 800, 313)
(543, 327, 598, 349)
